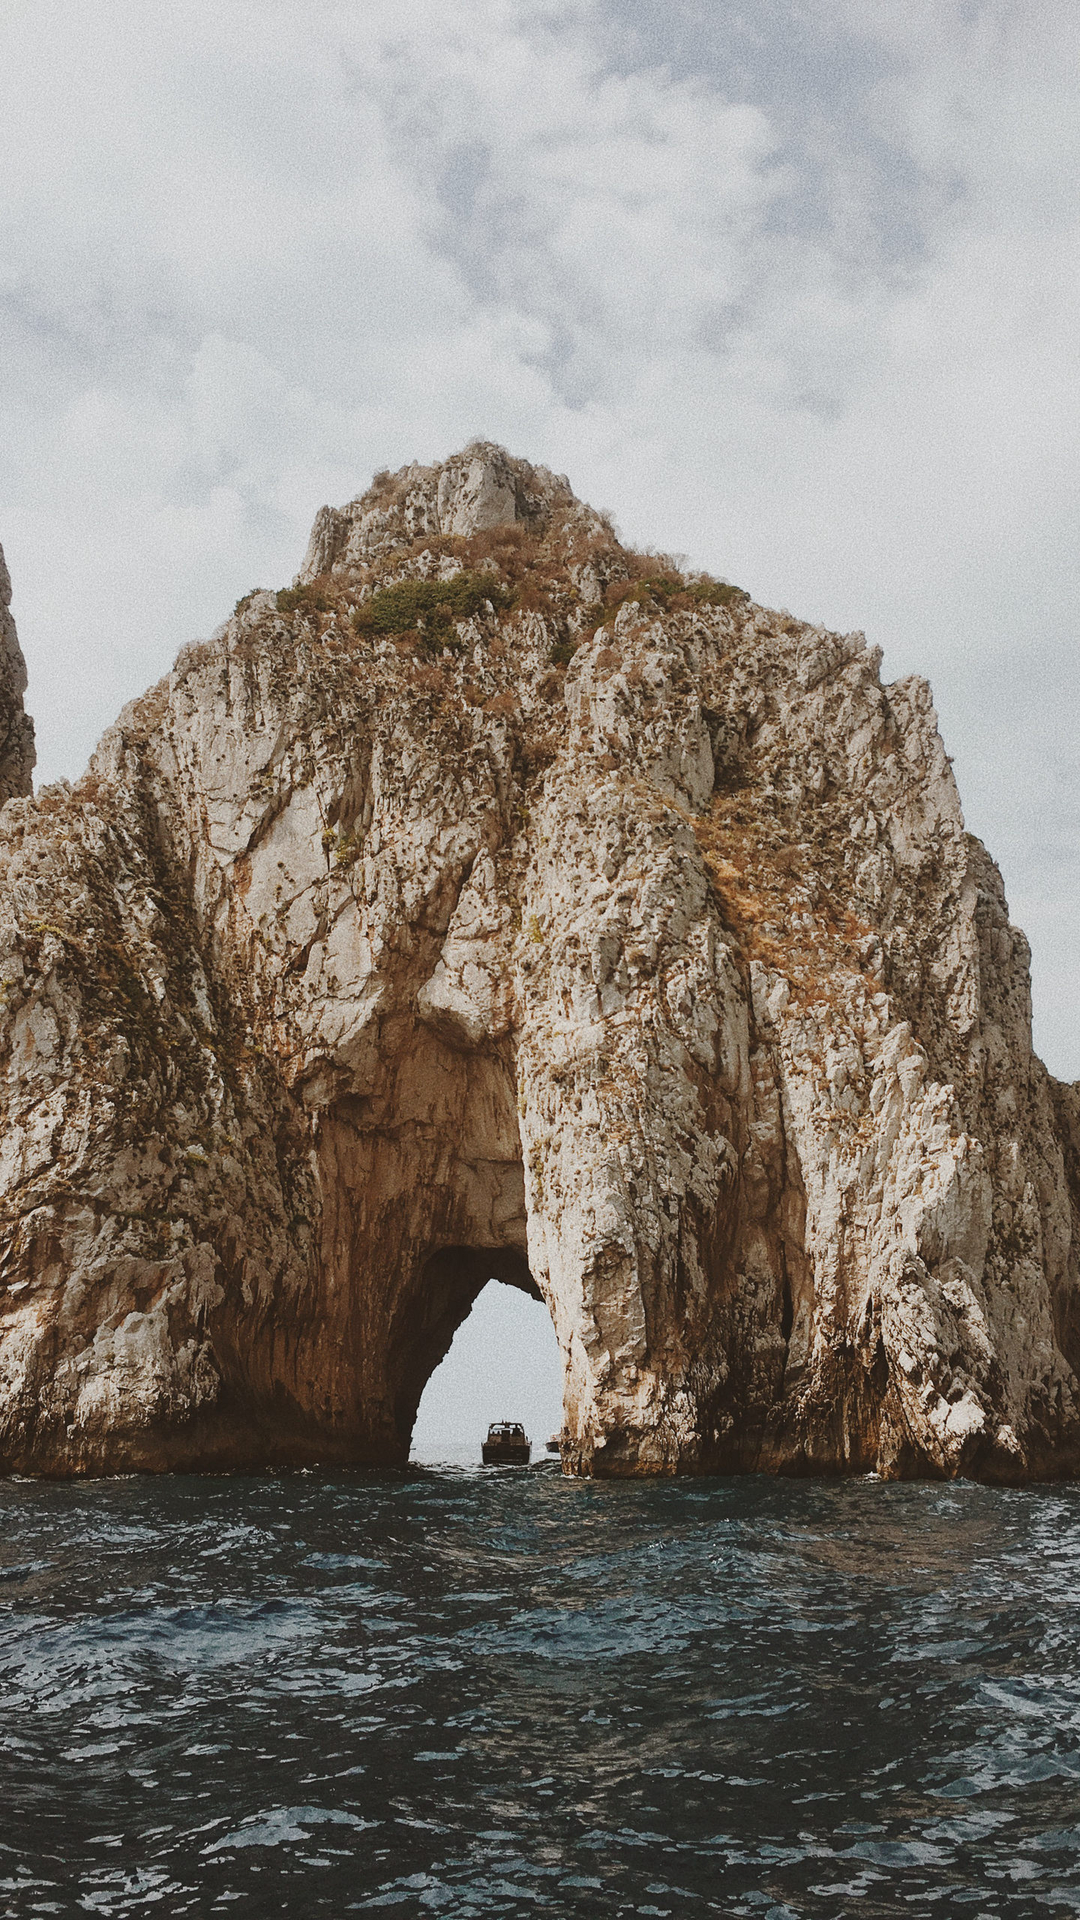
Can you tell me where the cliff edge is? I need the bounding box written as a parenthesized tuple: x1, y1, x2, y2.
(0, 543, 35, 804)
(1, 446, 1078, 1479)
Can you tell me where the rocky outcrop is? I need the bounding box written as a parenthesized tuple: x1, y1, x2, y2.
(296, 443, 605, 581)
(1, 445, 1078, 1479)
(0, 544, 35, 804)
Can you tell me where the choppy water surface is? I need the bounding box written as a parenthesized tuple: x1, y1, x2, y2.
(2, 1469, 1080, 1917)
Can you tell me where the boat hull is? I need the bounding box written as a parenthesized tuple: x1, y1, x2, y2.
(481, 1441, 531, 1465)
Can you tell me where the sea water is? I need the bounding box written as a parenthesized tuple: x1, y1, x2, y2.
(1, 1465, 1079, 1917)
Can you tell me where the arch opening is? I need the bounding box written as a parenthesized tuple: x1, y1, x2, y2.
(409, 1261, 564, 1467)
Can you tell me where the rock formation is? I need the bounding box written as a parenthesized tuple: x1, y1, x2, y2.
(0, 544, 35, 804)
(1, 445, 1078, 1479)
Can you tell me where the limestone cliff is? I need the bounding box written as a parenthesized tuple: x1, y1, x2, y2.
(1, 446, 1078, 1479)
(0, 544, 35, 804)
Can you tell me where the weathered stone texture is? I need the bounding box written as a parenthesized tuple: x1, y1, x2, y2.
(0, 544, 35, 804)
(0, 448, 1077, 1479)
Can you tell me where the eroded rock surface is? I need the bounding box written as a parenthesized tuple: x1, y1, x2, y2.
(0, 544, 35, 804)
(1, 446, 1078, 1479)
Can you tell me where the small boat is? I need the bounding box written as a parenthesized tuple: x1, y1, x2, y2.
(481, 1421, 531, 1465)
(545, 1434, 561, 1455)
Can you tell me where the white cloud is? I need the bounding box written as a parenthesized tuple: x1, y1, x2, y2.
(0, 0, 1076, 1071)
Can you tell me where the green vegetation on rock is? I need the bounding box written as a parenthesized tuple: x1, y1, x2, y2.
(276, 583, 331, 616)
(350, 571, 511, 648)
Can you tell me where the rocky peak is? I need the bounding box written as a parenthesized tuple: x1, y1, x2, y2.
(297, 441, 609, 582)
(0, 543, 35, 805)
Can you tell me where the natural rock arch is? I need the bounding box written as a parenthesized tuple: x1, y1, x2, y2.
(307, 1044, 542, 1468)
(1, 445, 1080, 1481)
(392, 1247, 544, 1459)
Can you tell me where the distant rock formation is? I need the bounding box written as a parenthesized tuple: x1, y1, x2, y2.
(1, 446, 1078, 1480)
(0, 544, 35, 803)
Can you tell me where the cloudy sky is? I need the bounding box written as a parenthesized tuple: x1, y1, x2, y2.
(2, 0, 1077, 1077)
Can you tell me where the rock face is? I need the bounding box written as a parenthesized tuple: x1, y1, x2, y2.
(1, 444, 1079, 1479)
(0, 544, 35, 804)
